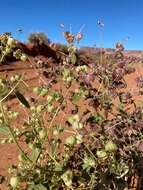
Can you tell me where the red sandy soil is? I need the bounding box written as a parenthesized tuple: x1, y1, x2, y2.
(124, 50, 143, 58)
(80, 46, 143, 59)
(0, 47, 143, 189)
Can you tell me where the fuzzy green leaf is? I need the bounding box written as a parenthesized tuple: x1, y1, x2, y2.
(72, 92, 81, 101)
(28, 184, 47, 190)
(0, 127, 9, 135)
(61, 170, 73, 187)
(30, 148, 41, 163)
(71, 53, 77, 64)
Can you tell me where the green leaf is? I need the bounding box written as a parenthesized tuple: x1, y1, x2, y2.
(54, 163, 63, 172)
(75, 134, 83, 144)
(96, 150, 107, 159)
(105, 141, 117, 152)
(36, 184, 47, 190)
(68, 114, 79, 125)
(65, 136, 76, 146)
(61, 170, 73, 187)
(15, 90, 30, 108)
(72, 92, 81, 101)
(87, 114, 103, 124)
(30, 148, 41, 163)
(0, 127, 9, 135)
(83, 155, 95, 169)
(73, 122, 83, 130)
(71, 53, 77, 64)
(50, 139, 61, 156)
(28, 184, 47, 190)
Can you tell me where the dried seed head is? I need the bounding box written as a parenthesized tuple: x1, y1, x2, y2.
(76, 32, 83, 43)
(97, 20, 104, 27)
(63, 31, 74, 44)
(115, 42, 124, 51)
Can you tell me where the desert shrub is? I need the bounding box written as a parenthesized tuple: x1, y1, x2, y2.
(0, 29, 143, 190)
(28, 32, 51, 46)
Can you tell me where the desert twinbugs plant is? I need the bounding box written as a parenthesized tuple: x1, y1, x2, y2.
(0, 33, 27, 64)
(0, 27, 143, 190)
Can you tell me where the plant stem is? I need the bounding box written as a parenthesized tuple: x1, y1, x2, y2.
(0, 102, 32, 163)
(0, 78, 22, 103)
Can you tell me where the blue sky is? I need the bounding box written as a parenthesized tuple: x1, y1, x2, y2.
(0, 0, 143, 50)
